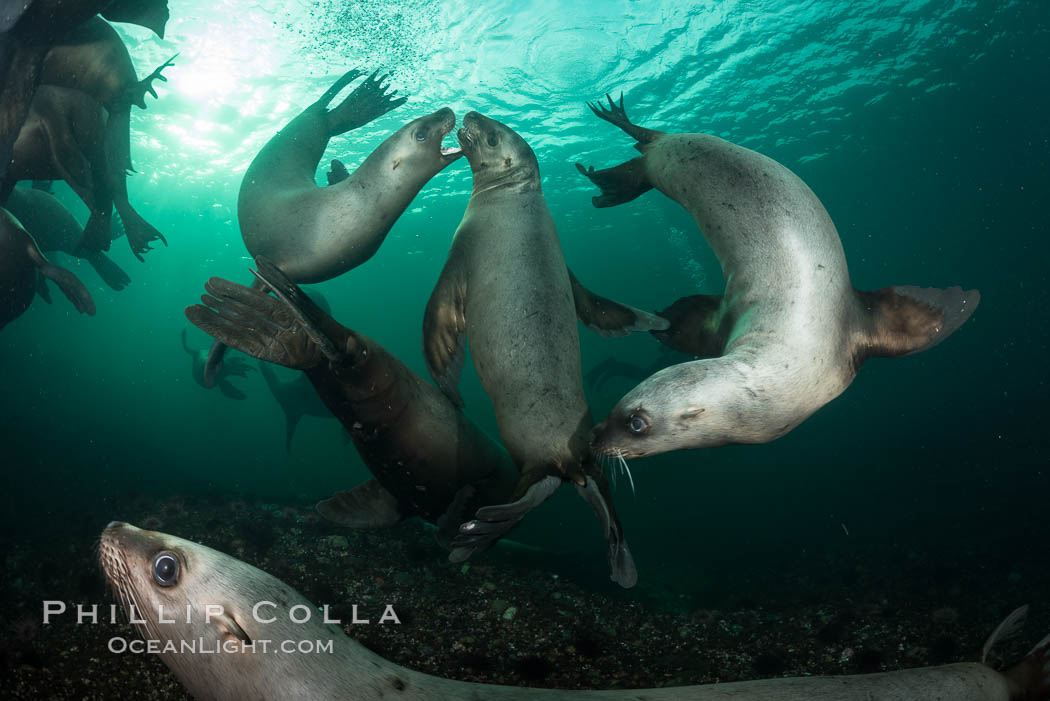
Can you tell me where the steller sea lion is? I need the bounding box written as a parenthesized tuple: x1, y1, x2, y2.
(186, 257, 520, 546)
(577, 93, 980, 460)
(99, 520, 1050, 701)
(424, 111, 660, 588)
(5, 185, 130, 290)
(40, 15, 173, 259)
(0, 206, 94, 330)
(179, 329, 253, 401)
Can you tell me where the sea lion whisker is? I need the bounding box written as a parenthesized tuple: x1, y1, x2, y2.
(616, 449, 636, 497)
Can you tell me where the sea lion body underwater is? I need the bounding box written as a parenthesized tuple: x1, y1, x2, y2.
(0, 206, 94, 330)
(578, 95, 980, 459)
(202, 69, 457, 386)
(40, 15, 173, 258)
(186, 258, 519, 541)
(5, 185, 130, 291)
(100, 521, 1050, 701)
(424, 112, 661, 587)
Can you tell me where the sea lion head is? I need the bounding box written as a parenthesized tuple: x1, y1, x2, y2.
(457, 111, 540, 192)
(98, 521, 343, 695)
(589, 362, 746, 459)
(387, 107, 464, 175)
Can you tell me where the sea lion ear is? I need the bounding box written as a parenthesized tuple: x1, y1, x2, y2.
(216, 612, 252, 644)
(679, 408, 705, 421)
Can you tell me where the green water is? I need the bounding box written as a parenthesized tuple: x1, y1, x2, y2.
(2, 0, 1047, 597)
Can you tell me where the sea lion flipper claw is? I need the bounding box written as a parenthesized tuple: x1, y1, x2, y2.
(568, 267, 670, 337)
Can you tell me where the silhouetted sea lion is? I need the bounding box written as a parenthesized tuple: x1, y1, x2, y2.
(1, 206, 94, 330)
(424, 112, 647, 587)
(100, 521, 1050, 701)
(2, 85, 114, 250)
(186, 257, 519, 543)
(259, 364, 333, 453)
(41, 15, 173, 258)
(179, 329, 252, 400)
(5, 186, 130, 290)
(578, 94, 980, 460)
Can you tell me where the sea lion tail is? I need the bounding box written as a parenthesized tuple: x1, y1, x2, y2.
(855, 285, 980, 363)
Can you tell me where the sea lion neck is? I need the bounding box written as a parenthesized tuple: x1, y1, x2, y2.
(469, 164, 542, 198)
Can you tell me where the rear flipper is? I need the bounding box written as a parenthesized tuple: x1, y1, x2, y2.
(217, 379, 247, 400)
(85, 252, 130, 290)
(985, 605, 1050, 700)
(326, 159, 349, 185)
(119, 54, 177, 110)
(35, 273, 52, 304)
(324, 69, 407, 136)
(113, 198, 166, 262)
(575, 474, 637, 588)
(575, 159, 652, 208)
(36, 261, 95, 316)
(856, 285, 980, 363)
(316, 479, 406, 528)
(651, 293, 726, 358)
(449, 474, 561, 563)
(568, 268, 668, 337)
(584, 92, 664, 145)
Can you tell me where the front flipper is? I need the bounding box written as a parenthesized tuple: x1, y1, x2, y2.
(217, 379, 248, 401)
(316, 479, 406, 528)
(423, 249, 469, 407)
(85, 252, 131, 290)
(650, 293, 726, 358)
(26, 237, 95, 315)
(575, 475, 637, 589)
(855, 285, 980, 363)
(435, 485, 477, 550)
(448, 474, 562, 563)
(325, 69, 408, 137)
(568, 268, 668, 337)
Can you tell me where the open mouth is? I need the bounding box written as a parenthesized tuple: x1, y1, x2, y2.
(438, 111, 463, 162)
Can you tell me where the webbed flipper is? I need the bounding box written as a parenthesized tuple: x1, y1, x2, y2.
(326, 159, 349, 185)
(575, 475, 637, 588)
(316, 479, 406, 528)
(568, 268, 668, 337)
(435, 484, 477, 550)
(650, 293, 726, 358)
(855, 285, 980, 364)
(35, 272, 52, 304)
(448, 474, 561, 563)
(584, 92, 664, 145)
(324, 70, 407, 137)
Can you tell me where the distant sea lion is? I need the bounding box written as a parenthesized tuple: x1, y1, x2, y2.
(2, 85, 114, 250)
(424, 112, 658, 588)
(578, 94, 980, 460)
(41, 15, 173, 258)
(259, 364, 334, 452)
(5, 186, 130, 290)
(179, 329, 252, 400)
(186, 257, 520, 544)
(0, 206, 94, 330)
(202, 69, 453, 386)
(100, 521, 1050, 701)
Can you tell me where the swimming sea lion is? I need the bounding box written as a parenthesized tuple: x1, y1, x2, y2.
(578, 94, 980, 459)
(0, 206, 94, 330)
(186, 257, 520, 543)
(179, 329, 252, 400)
(100, 521, 1050, 701)
(259, 364, 334, 452)
(2, 85, 114, 251)
(41, 15, 173, 259)
(201, 70, 450, 387)
(423, 112, 641, 587)
(5, 186, 130, 290)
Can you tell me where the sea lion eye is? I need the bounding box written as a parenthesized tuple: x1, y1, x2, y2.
(414, 130, 427, 142)
(627, 414, 648, 434)
(152, 552, 179, 587)
(486, 132, 499, 147)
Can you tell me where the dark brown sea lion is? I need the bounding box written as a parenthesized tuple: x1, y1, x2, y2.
(0, 206, 94, 330)
(578, 94, 980, 460)
(2, 85, 114, 251)
(5, 185, 130, 290)
(101, 521, 1050, 701)
(186, 257, 520, 545)
(424, 112, 643, 587)
(40, 15, 173, 259)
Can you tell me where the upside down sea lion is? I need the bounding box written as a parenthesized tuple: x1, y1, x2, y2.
(5, 185, 130, 291)
(0, 206, 94, 330)
(186, 257, 519, 545)
(577, 94, 980, 460)
(202, 69, 456, 386)
(424, 112, 663, 588)
(99, 521, 1050, 701)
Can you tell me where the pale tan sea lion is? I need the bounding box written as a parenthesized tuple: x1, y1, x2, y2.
(99, 521, 1050, 701)
(578, 94, 980, 460)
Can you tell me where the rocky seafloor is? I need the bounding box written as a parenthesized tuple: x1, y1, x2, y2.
(2, 492, 1046, 700)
